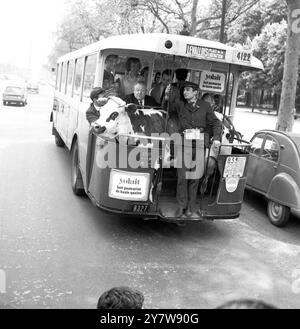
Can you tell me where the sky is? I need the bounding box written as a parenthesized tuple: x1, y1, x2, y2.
(0, 0, 66, 77)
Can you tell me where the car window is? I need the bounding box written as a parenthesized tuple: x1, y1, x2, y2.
(5, 87, 23, 93)
(250, 134, 264, 156)
(262, 136, 279, 162)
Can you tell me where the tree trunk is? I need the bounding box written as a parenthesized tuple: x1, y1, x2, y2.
(220, 0, 227, 43)
(190, 0, 199, 36)
(276, 0, 300, 131)
(259, 89, 264, 105)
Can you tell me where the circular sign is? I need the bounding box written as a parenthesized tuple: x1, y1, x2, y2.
(225, 177, 239, 193)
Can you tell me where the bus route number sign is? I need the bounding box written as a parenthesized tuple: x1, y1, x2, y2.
(234, 50, 251, 64)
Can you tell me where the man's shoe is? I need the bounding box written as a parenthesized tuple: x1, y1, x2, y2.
(189, 211, 200, 220)
(185, 208, 192, 217)
(174, 206, 184, 217)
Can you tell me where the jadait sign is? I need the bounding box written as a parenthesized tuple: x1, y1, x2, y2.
(199, 70, 226, 93)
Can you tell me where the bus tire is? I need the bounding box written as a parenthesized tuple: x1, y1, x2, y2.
(54, 131, 65, 147)
(267, 200, 290, 227)
(71, 142, 85, 196)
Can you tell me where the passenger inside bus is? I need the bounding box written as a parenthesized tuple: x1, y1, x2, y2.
(212, 94, 223, 113)
(201, 92, 214, 106)
(140, 66, 149, 83)
(124, 81, 159, 108)
(120, 57, 142, 96)
(151, 71, 161, 88)
(150, 69, 172, 105)
(162, 68, 188, 114)
(102, 54, 119, 90)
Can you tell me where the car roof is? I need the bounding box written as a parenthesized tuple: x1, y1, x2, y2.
(5, 84, 25, 88)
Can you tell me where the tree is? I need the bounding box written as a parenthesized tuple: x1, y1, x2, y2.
(276, 0, 300, 131)
(198, 0, 260, 41)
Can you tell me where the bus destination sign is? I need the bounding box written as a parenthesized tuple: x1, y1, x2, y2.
(186, 44, 226, 60)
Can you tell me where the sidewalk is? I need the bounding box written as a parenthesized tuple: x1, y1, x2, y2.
(232, 107, 300, 140)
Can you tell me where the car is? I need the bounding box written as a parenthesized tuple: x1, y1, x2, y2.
(246, 129, 300, 227)
(27, 82, 39, 94)
(2, 84, 28, 106)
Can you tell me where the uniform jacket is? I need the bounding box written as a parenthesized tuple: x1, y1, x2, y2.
(176, 98, 222, 143)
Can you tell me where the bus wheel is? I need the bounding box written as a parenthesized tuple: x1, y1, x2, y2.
(71, 142, 85, 196)
(54, 132, 65, 147)
(267, 200, 290, 227)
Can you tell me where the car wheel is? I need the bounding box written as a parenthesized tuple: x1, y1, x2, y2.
(54, 132, 65, 147)
(267, 200, 290, 227)
(71, 142, 85, 196)
(3, 101, 6, 105)
(20, 102, 24, 106)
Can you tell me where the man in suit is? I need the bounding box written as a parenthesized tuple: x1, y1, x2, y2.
(124, 81, 159, 108)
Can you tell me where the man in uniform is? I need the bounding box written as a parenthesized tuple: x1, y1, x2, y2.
(165, 81, 222, 218)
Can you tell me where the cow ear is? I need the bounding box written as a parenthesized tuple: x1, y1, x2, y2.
(126, 103, 138, 113)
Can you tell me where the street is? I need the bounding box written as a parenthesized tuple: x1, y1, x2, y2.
(1, 87, 300, 309)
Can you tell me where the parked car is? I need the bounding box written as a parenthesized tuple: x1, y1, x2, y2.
(2, 84, 27, 106)
(27, 81, 39, 93)
(246, 130, 300, 227)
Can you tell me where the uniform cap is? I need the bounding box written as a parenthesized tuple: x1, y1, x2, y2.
(90, 87, 105, 100)
(175, 68, 188, 81)
(183, 81, 199, 90)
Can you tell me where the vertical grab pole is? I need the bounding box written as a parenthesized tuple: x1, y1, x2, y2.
(154, 56, 176, 214)
(223, 63, 232, 117)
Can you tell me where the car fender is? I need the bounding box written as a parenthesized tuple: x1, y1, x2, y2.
(267, 173, 300, 209)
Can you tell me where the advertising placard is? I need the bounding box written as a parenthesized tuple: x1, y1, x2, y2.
(108, 170, 150, 201)
(199, 71, 226, 93)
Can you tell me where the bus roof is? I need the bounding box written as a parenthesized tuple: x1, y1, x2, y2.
(58, 33, 263, 71)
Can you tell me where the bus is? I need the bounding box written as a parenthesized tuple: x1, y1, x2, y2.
(50, 33, 263, 223)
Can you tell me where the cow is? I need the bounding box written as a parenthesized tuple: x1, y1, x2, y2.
(92, 96, 168, 140)
(92, 96, 172, 170)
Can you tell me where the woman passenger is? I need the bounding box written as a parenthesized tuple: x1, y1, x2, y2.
(120, 57, 142, 96)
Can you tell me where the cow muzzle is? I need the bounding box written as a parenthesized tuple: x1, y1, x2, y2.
(93, 124, 106, 134)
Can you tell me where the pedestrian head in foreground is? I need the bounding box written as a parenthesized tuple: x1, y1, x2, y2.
(97, 286, 144, 309)
(216, 298, 278, 309)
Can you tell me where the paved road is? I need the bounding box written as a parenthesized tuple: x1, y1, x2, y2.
(1, 88, 300, 309)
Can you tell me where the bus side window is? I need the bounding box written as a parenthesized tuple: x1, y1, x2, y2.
(55, 63, 61, 91)
(82, 54, 97, 101)
(66, 60, 75, 97)
(73, 58, 84, 100)
(60, 62, 67, 94)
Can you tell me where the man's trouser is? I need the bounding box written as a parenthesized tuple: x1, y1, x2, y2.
(176, 140, 204, 211)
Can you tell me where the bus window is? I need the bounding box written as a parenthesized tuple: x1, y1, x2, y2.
(66, 60, 75, 97)
(82, 54, 97, 101)
(55, 63, 61, 91)
(74, 58, 84, 99)
(102, 54, 119, 91)
(60, 62, 67, 94)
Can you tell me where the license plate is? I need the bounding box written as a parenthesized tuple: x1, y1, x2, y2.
(223, 156, 246, 177)
(132, 204, 149, 213)
(108, 170, 150, 201)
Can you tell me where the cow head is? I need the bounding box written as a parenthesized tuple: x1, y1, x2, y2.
(92, 96, 133, 139)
